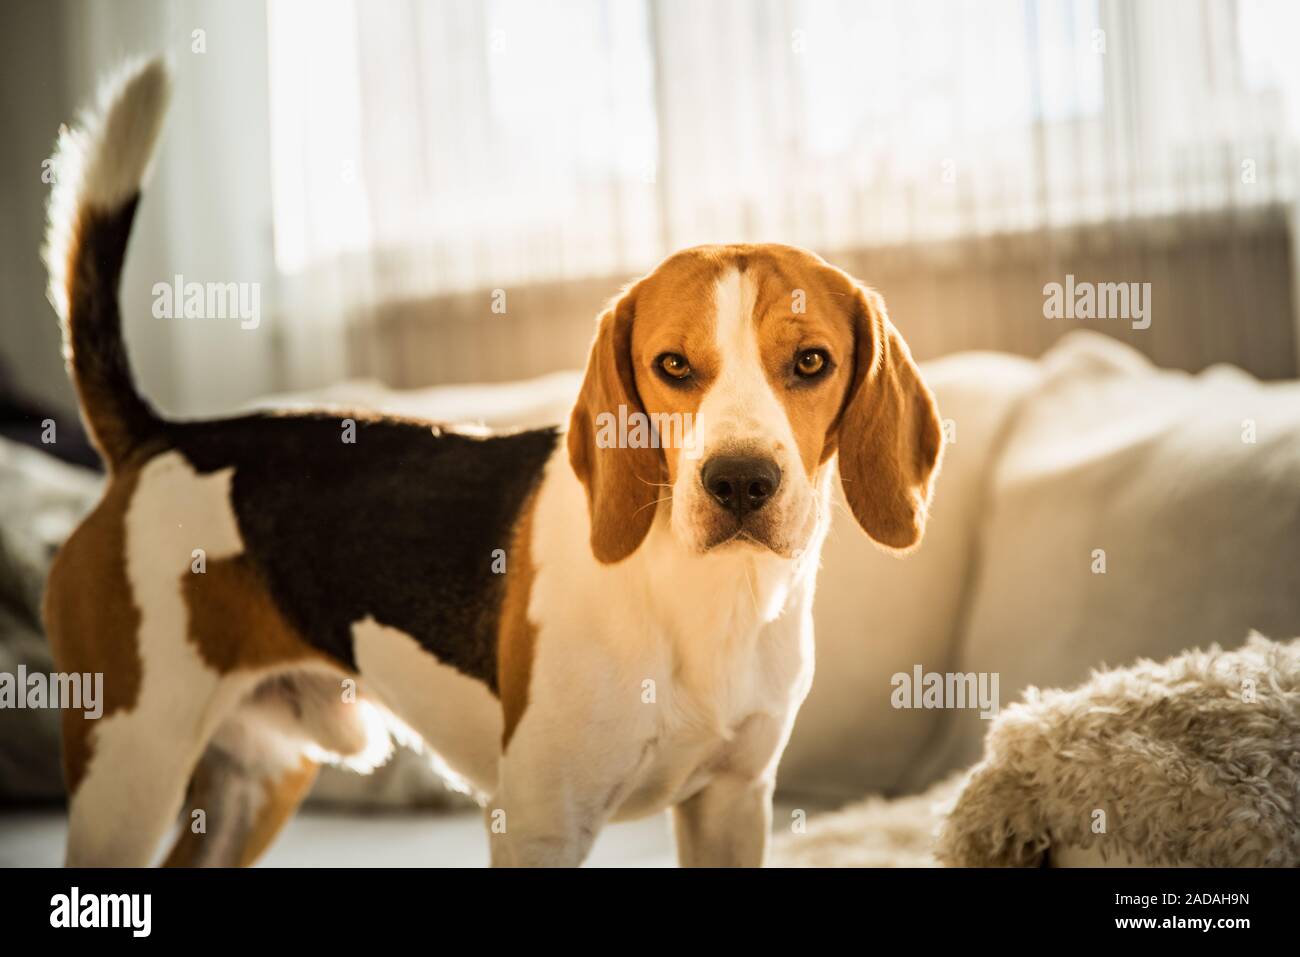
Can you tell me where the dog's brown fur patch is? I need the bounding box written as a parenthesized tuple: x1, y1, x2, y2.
(239, 757, 320, 866)
(498, 491, 540, 749)
(44, 470, 145, 795)
(183, 555, 327, 673)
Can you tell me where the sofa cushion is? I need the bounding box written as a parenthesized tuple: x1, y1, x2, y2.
(911, 331, 1300, 788)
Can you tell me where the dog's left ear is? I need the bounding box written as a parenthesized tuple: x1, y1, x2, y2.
(835, 287, 943, 551)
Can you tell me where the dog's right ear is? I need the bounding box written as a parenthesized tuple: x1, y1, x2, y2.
(567, 286, 663, 563)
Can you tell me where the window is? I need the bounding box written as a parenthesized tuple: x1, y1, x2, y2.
(268, 0, 1300, 300)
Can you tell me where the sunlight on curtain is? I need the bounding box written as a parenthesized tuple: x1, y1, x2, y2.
(267, 0, 1300, 303)
(270, 0, 658, 294)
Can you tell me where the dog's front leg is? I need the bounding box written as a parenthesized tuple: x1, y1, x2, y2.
(672, 772, 775, 867)
(485, 790, 605, 868)
(670, 709, 794, 867)
(487, 717, 655, 867)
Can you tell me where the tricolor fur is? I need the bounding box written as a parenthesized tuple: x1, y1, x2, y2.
(44, 58, 942, 867)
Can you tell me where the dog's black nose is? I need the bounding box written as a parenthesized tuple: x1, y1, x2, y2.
(701, 455, 781, 517)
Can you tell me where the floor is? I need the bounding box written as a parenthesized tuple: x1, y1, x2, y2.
(0, 806, 681, 867)
(0, 796, 823, 867)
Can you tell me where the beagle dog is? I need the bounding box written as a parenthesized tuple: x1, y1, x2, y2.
(43, 59, 942, 867)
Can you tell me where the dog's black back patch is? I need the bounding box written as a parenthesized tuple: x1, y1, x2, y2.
(169, 412, 559, 690)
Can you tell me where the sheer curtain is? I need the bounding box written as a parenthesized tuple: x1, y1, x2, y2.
(266, 0, 1300, 386)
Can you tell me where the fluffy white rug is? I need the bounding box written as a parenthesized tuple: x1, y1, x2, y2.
(937, 633, 1300, 867)
(772, 775, 963, 867)
(775, 634, 1299, 868)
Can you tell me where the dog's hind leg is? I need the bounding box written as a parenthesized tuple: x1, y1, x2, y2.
(52, 455, 376, 866)
(44, 470, 244, 866)
(63, 666, 261, 867)
(61, 675, 252, 867)
(162, 672, 390, 867)
(48, 456, 259, 866)
(163, 738, 319, 868)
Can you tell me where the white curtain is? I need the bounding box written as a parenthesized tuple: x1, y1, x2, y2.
(266, 0, 1300, 383)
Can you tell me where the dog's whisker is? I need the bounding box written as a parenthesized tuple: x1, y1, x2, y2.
(632, 494, 673, 518)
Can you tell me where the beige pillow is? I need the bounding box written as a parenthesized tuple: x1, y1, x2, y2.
(912, 332, 1300, 788)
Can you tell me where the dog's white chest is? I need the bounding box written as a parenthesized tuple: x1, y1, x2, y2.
(607, 618, 811, 822)
(609, 712, 773, 822)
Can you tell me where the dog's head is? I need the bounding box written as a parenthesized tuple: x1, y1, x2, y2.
(568, 244, 942, 563)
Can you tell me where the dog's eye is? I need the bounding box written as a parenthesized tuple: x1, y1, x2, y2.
(657, 353, 692, 381)
(795, 349, 828, 378)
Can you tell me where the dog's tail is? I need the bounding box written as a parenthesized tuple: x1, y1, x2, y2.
(43, 57, 171, 470)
